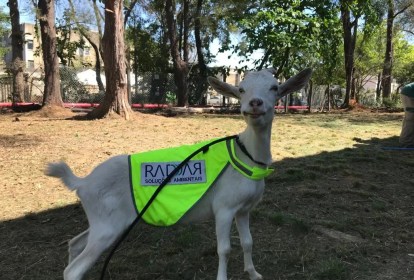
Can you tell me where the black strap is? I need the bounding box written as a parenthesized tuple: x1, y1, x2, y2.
(234, 136, 268, 166)
(99, 135, 238, 280)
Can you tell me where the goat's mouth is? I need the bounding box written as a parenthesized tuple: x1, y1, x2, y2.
(243, 111, 266, 119)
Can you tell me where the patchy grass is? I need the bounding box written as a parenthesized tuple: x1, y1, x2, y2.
(1, 109, 413, 279)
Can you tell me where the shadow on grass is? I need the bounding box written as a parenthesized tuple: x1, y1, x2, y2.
(1, 135, 414, 280)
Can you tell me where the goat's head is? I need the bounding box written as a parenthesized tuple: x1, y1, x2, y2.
(208, 68, 312, 127)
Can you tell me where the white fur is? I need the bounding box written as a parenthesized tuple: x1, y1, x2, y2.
(46, 68, 312, 280)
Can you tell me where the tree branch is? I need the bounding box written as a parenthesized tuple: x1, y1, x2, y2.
(124, 0, 139, 25)
(393, 3, 413, 19)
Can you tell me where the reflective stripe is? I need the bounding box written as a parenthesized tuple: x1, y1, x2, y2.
(226, 139, 274, 180)
(226, 140, 253, 176)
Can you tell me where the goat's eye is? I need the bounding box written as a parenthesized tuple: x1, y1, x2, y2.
(239, 88, 245, 93)
(270, 85, 278, 91)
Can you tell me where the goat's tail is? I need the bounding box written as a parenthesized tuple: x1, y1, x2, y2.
(45, 162, 83, 191)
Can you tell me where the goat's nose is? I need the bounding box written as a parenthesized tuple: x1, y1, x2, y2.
(249, 98, 263, 107)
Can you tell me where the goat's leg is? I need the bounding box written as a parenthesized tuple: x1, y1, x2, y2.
(235, 213, 262, 280)
(215, 210, 234, 280)
(68, 229, 89, 264)
(63, 228, 120, 280)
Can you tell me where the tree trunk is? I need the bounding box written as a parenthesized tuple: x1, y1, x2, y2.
(327, 83, 331, 112)
(340, 0, 357, 108)
(376, 72, 382, 102)
(87, 0, 133, 120)
(8, 0, 25, 105)
(351, 67, 357, 101)
(68, 0, 105, 93)
(194, 0, 208, 105)
(183, 0, 190, 63)
(381, 0, 395, 100)
(165, 0, 189, 107)
(38, 0, 63, 107)
(307, 80, 313, 113)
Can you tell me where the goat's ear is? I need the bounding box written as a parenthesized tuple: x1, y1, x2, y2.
(277, 68, 312, 100)
(208, 77, 240, 100)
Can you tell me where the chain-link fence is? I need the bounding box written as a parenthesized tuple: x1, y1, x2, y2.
(59, 67, 178, 104)
(0, 76, 12, 102)
(0, 67, 177, 105)
(0, 67, 358, 111)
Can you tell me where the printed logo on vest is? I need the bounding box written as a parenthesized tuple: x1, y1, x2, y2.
(141, 160, 207, 186)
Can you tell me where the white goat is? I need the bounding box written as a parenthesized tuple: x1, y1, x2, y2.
(46, 68, 312, 280)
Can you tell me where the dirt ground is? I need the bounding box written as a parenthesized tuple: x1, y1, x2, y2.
(0, 108, 413, 279)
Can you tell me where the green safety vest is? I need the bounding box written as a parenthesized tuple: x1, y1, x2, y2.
(129, 137, 273, 226)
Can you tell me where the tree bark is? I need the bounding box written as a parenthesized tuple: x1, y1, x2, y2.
(183, 0, 190, 63)
(8, 0, 25, 105)
(307, 80, 313, 113)
(87, 0, 133, 120)
(194, 0, 208, 105)
(38, 0, 63, 107)
(165, 0, 189, 107)
(340, 0, 357, 108)
(376, 71, 382, 102)
(381, 0, 395, 100)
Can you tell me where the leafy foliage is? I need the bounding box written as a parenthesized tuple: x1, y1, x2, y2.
(126, 19, 168, 73)
(56, 10, 87, 67)
(0, 6, 10, 60)
(232, 0, 342, 78)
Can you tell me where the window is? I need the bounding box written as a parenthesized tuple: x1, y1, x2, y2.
(27, 60, 34, 69)
(78, 47, 90, 56)
(27, 40, 33, 50)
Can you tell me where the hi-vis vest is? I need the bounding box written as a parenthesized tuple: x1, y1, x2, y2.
(129, 137, 274, 226)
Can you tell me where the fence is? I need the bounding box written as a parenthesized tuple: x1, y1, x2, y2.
(0, 76, 12, 102)
(0, 67, 356, 111)
(0, 68, 178, 105)
(59, 67, 177, 104)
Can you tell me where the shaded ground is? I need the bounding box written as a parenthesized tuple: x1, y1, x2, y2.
(0, 109, 413, 279)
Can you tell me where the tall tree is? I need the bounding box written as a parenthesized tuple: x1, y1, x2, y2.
(194, 0, 208, 104)
(87, 0, 133, 119)
(165, 0, 189, 107)
(67, 0, 105, 92)
(233, 0, 339, 77)
(339, 0, 383, 107)
(381, 0, 413, 99)
(37, 0, 64, 107)
(8, 0, 25, 105)
(340, 0, 358, 107)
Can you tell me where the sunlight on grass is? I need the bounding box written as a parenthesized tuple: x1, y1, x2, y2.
(271, 113, 402, 161)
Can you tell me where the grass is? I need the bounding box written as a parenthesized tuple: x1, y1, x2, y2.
(315, 258, 348, 280)
(268, 212, 311, 234)
(1, 110, 413, 279)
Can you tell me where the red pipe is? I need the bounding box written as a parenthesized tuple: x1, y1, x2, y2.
(0, 102, 309, 110)
(0, 102, 40, 107)
(0, 102, 168, 109)
(275, 105, 309, 110)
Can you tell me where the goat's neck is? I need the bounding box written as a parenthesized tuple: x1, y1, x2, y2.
(238, 122, 272, 166)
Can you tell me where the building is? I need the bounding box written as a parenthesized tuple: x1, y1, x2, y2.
(0, 23, 101, 102)
(2, 22, 99, 73)
(207, 68, 242, 106)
